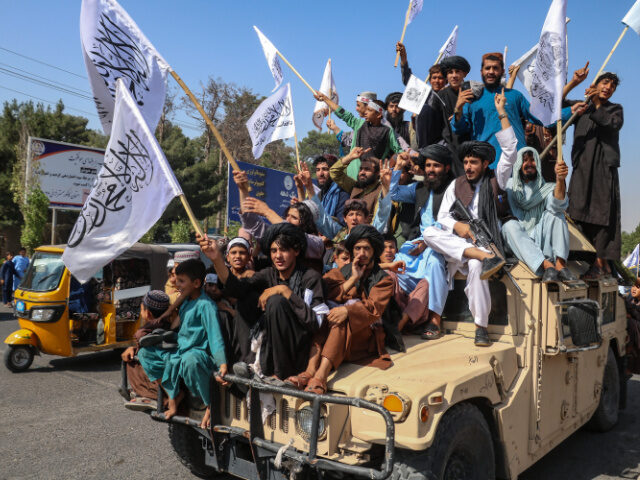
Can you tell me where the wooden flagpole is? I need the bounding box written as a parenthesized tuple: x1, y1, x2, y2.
(169, 70, 243, 174)
(275, 51, 316, 94)
(394, 0, 412, 67)
(179, 194, 204, 237)
(556, 119, 564, 165)
(425, 51, 445, 83)
(540, 25, 629, 160)
(293, 131, 302, 172)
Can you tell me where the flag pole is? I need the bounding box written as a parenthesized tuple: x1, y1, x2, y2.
(394, 0, 412, 67)
(179, 194, 204, 237)
(556, 119, 564, 165)
(293, 131, 302, 172)
(540, 25, 629, 160)
(169, 70, 244, 176)
(425, 51, 445, 83)
(275, 52, 316, 94)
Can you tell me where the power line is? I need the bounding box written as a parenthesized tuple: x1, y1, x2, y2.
(0, 67, 94, 100)
(0, 61, 92, 95)
(0, 45, 87, 79)
(0, 84, 101, 117)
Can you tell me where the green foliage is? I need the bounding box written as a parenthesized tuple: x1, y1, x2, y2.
(622, 223, 640, 258)
(170, 219, 192, 243)
(20, 186, 49, 253)
(225, 221, 242, 240)
(298, 129, 340, 162)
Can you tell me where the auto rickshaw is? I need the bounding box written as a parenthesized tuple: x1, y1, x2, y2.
(4, 243, 170, 372)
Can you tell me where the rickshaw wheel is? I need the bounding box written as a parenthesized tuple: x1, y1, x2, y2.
(4, 346, 34, 372)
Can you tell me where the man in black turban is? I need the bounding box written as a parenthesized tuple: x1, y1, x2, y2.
(384, 92, 410, 148)
(198, 224, 327, 382)
(285, 225, 397, 395)
(423, 96, 521, 347)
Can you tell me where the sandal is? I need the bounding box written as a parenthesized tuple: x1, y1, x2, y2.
(284, 372, 312, 390)
(420, 322, 443, 340)
(124, 396, 157, 411)
(304, 377, 327, 395)
(582, 266, 604, 280)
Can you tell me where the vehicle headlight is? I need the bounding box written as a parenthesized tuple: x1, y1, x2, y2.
(295, 406, 327, 441)
(382, 392, 412, 423)
(30, 307, 63, 322)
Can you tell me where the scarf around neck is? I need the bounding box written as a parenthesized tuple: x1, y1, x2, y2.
(508, 147, 556, 234)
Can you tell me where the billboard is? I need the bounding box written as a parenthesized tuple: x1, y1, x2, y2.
(27, 137, 105, 209)
(226, 160, 298, 225)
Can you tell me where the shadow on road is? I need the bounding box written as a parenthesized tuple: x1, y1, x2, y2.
(11, 350, 122, 374)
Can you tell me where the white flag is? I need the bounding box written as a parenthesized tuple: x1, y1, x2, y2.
(399, 74, 432, 115)
(247, 83, 295, 159)
(623, 0, 640, 35)
(623, 244, 640, 270)
(439, 25, 459, 58)
(407, 0, 424, 24)
(512, 44, 539, 96)
(63, 79, 182, 283)
(529, 0, 568, 125)
(312, 59, 339, 130)
(80, 0, 170, 136)
(253, 26, 284, 92)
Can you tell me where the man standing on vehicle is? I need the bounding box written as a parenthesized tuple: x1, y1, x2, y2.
(423, 92, 518, 346)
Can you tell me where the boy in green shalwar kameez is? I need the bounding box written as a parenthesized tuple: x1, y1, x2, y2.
(138, 259, 227, 428)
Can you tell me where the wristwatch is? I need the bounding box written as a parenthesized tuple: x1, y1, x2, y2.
(498, 113, 507, 120)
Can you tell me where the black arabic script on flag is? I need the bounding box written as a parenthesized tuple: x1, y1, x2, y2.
(67, 129, 154, 248)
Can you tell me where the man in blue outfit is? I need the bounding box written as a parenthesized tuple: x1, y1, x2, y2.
(12, 247, 29, 292)
(312, 154, 350, 225)
(451, 52, 571, 166)
(389, 145, 454, 339)
(1, 252, 17, 305)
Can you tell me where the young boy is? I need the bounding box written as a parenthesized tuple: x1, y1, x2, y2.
(332, 242, 351, 270)
(121, 290, 172, 410)
(138, 259, 227, 428)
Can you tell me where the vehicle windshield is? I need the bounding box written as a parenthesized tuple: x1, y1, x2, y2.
(19, 251, 66, 292)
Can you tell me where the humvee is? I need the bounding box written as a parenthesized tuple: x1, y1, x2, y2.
(134, 225, 630, 480)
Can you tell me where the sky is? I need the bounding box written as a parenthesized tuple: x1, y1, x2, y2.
(0, 0, 638, 231)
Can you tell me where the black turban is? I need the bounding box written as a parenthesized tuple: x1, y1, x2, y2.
(418, 144, 453, 167)
(345, 225, 384, 261)
(440, 55, 471, 74)
(458, 141, 496, 165)
(385, 91, 403, 106)
(260, 222, 307, 259)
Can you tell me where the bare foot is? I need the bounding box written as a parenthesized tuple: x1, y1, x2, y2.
(164, 391, 184, 420)
(200, 406, 211, 429)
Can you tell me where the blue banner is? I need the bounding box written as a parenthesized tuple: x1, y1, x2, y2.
(226, 160, 298, 225)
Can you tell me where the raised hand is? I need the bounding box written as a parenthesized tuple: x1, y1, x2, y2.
(455, 88, 475, 112)
(197, 233, 220, 261)
(494, 88, 507, 114)
(242, 197, 270, 216)
(554, 161, 569, 181)
(232, 170, 249, 191)
(326, 118, 340, 134)
(396, 42, 407, 64)
(346, 146, 372, 162)
(572, 61, 590, 85)
(571, 101, 589, 116)
(394, 151, 411, 171)
(380, 159, 392, 194)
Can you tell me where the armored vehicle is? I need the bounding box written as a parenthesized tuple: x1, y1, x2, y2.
(137, 225, 630, 479)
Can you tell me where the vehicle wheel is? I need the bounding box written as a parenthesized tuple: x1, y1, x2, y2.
(168, 423, 221, 479)
(391, 403, 495, 480)
(4, 346, 34, 372)
(587, 347, 619, 432)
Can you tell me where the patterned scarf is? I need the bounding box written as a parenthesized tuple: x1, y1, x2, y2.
(508, 147, 556, 234)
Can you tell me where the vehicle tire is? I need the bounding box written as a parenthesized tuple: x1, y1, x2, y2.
(587, 347, 619, 432)
(4, 346, 34, 372)
(391, 403, 495, 480)
(168, 423, 221, 479)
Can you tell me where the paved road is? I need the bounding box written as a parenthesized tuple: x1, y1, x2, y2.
(1, 305, 639, 480)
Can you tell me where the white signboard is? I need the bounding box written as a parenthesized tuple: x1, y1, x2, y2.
(27, 137, 105, 209)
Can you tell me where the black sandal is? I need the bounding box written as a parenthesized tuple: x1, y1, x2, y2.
(420, 322, 443, 340)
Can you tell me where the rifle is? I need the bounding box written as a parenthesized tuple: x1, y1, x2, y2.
(450, 199, 523, 294)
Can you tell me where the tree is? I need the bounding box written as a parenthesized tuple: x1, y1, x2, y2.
(622, 223, 640, 258)
(20, 186, 49, 253)
(298, 129, 340, 161)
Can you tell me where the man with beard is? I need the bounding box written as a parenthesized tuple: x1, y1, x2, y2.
(316, 92, 403, 180)
(423, 111, 518, 346)
(452, 52, 571, 165)
(492, 91, 574, 282)
(312, 154, 350, 224)
(285, 225, 395, 394)
(563, 72, 624, 278)
(384, 92, 411, 148)
(298, 161, 392, 243)
(396, 42, 448, 152)
(329, 146, 385, 220)
(199, 223, 327, 382)
(389, 145, 454, 339)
